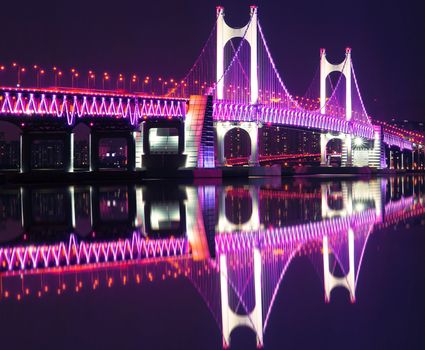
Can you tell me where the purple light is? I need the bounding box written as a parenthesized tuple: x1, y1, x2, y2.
(0, 233, 188, 273)
(0, 88, 187, 126)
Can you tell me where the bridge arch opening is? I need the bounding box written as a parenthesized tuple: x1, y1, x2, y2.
(224, 127, 251, 165)
(325, 138, 342, 167)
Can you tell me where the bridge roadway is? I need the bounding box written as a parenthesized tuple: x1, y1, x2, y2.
(0, 86, 421, 172)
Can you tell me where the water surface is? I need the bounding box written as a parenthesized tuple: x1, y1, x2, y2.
(0, 176, 424, 349)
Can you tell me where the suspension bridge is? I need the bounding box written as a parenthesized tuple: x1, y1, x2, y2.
(0, 6, 423, 173)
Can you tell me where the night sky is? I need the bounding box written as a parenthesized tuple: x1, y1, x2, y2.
(1, 0, 424, 122)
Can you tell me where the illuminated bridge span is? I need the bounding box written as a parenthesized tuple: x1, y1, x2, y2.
(0, 7, 423, 172)
(0, 233, 188, 273)
(0, 87, 186, 125)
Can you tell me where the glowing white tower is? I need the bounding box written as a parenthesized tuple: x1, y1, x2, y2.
(216, 6, 258, 105)
(320, 48, 353, 166)
(320, 47, 352, 120)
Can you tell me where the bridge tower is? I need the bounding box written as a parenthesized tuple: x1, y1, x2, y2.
(320, 48, 353, 166)
(220, 248, 264, 348)
(215, 6, 260, 167)
(216, 6, 258, 105)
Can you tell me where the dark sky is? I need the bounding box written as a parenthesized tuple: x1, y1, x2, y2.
(1, 0, 424, 122)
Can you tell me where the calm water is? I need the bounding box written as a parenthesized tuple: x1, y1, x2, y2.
(0, 176, 424, 349)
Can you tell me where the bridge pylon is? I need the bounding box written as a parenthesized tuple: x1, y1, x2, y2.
(216, 6, 258, 105)
(320, 48, 352, 120)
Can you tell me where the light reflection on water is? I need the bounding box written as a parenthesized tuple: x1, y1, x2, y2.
(0, 176, 424, 349)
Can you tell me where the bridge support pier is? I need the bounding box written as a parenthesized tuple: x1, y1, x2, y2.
(321, 127, 387, 169)
(341, 135, 353, 167)
(215, 121, 259, 166)
(367, 125, 387, 169)
(320, 132, 348, 166)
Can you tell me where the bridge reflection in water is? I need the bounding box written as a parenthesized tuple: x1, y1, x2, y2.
(0, 176, 424, 348)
